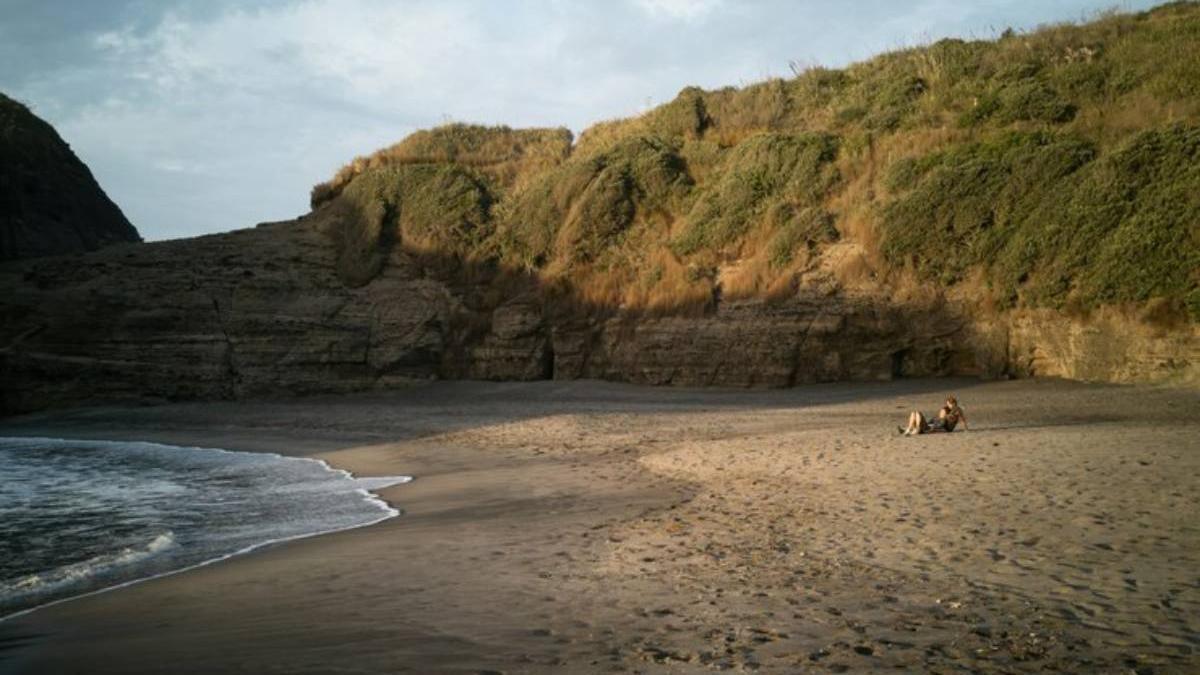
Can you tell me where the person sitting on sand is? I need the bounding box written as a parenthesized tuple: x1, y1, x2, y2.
(899, 396, 969, 436)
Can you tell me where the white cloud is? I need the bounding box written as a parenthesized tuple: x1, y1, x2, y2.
(153, 158, 210, 174)
(85, 2, 507, 114)
(54, 1, 598, 237)
(92, 30, 134, 53)
(632, 0, 723, 21)
(6, 0, 1155, 241)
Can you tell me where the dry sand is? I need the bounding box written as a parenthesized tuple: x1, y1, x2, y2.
(0, 378, 1197, 674)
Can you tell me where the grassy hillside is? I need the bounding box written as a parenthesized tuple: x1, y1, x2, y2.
(315, 2, 1200, 320)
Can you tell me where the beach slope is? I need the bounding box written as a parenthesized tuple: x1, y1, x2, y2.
(0, 379, 1197, 673)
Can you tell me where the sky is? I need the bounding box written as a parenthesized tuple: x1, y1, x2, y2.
(0, 0, 1160, 241)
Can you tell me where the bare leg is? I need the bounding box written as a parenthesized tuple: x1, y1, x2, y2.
(903, 411, 922, 435)
(905, 411, 926, 436)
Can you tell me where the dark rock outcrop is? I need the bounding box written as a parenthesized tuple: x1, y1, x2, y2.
(1, 210, 1195, 416)
(0, 215, 443, 413)
(0, 93, 140, 260)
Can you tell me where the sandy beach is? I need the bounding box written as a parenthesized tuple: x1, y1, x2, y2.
(0, 378, 1197, 673)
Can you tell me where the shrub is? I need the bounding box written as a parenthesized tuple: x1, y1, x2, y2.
(672, 132, 839, 255)
(497, 135, 691, 269)
(882, 132, 1097, 288)
(767, 206, 839, 269)
(882, 124, 1200, 316)
(996, 81, 1077, 123)
(312, 124, 571, 207)
(864, 75, 928, 131)
(646, 86, 710, 138)
(325, 163, 494, 286)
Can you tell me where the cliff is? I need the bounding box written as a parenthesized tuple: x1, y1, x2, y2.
(0, 94, 140, 260)
(3, 3, 1198, 414)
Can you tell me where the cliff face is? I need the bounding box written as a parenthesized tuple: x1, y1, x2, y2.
(4, 4, 1200, 414)
(0, 234, 967, 413)
(2, 209, 1192, 416)
(1006, 308, 1200, 383)
(0, 94, 140, 260)
(0, 216, 445, 413)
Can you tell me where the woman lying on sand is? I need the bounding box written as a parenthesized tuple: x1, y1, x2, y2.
(899, 396, 969, 436)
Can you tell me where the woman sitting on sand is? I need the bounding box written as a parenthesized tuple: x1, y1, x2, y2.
(900, 396, 969, 436)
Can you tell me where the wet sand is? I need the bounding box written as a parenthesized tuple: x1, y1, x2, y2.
(0, 378, 1197, 673)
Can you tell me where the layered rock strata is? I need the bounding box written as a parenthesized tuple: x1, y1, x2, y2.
(5, 212, 1192, 416)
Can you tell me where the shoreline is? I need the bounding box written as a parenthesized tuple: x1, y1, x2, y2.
(0, 379, 1197, 673)
(0, 436, 410, 625)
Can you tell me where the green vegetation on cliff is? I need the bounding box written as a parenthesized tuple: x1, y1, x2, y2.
(313, 124, 572, 208)
(883, 125, 1200, 316)
(315, 2, 1200, 319)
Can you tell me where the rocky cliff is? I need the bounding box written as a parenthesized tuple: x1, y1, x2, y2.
(2, 208, 1192, 415)
(3, 4, 1199, 415)
(0, 93, 140, 260)
(0, 213, 939, 412)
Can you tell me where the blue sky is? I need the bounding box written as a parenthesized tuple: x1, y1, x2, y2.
(0, 0, 1159, 240)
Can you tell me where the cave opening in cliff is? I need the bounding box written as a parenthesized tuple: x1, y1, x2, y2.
(541, 343, 555, 380)
(891, 349, 910, 379)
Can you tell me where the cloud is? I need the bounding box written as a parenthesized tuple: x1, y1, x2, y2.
(0, 0, 1162, 241)
(631, 0, 723, 21)
(92, 30, 133, 53)
(35, 1, 590, 237)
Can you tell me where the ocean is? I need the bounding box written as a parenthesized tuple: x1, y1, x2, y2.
(0, 437, 410, 619)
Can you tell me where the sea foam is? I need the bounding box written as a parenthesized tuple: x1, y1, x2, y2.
(0, 437, 410, 621)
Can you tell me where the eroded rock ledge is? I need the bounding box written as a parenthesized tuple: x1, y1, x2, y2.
(2, 216, 1193, 416)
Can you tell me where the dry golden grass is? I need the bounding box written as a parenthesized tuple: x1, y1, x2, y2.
(1072, 91, 1200, 147)
(313, 124, 572, 207)
(718, 256, 768, 300)
(309, 2, 1200, 321)
(604, 249, 714, 316)
(574, 117, 648, 157)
